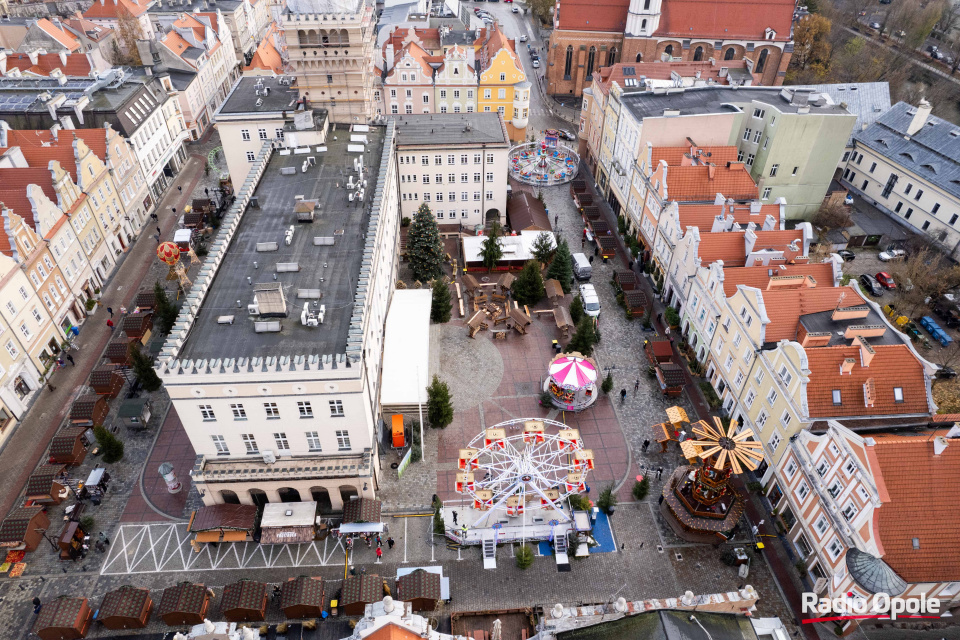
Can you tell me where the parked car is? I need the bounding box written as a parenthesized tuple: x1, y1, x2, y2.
(936, 366, 957, 380)
(875, 272, 897, 289)
(532, 59, 540, 68)
(512, 6, 519, 11)
(558, 129, 577, 141)
(869, 21, 881, 29)
(879, 248, 906, 261)
(519, 34, 528, 41)
(837, 249, 856, 262)
(859, 274, 885, 296)
(580, 284, 601, 317)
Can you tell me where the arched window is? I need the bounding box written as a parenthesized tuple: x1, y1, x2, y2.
(564, 45, 573, 79)
(636, 52, 643, 62)
(693, 46, 703, 61)
(756, 48, 768, 73)
(641, 19, 647, 32)
(664, 44, 673, 57)
(724, 47, 735, 61)
(586, 46, 596, 79)
(643, 0, 650, 8)
(607, 47, 617, 66)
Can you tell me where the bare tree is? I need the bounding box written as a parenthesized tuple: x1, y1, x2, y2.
(812, 200, 853, 230)
(885, 246, 960, 317)
(115, 5, 144, 66)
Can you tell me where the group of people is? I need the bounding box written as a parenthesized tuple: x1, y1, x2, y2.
(341, 532, 395, 563)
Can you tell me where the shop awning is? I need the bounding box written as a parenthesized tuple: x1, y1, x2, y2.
(337, 522, 385, 534)
(188, 504, 258, 532)
(342, 497, 381, 524)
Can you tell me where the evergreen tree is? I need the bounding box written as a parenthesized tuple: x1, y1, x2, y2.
(94, 425, 125, 463)
(153, 281, 179, 334)
(601, 372, 613, 394)
(511, 260, 546, 306)
(546, 237, 573, 293)
(479, 221, 504, 271)
(427, 375, 454, 428)
(430, 278, 452, 323)
(567, 317, 597, 356)
(531, 231, 555, 266)
(570, 296, 584, 325)
(129, 344, 163, 392)
(408, 204, 445, 282)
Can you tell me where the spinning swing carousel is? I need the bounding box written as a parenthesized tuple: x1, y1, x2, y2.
(660, 416, 763, 543)
(508, 129, 580, 186)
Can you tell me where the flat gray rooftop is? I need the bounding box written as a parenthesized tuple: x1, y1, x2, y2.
(620, 86, 851, 121)
(393, 113, 508, 147)
(178, 127, 385, 360)
(796, 308, 904, 348)
(218, 76, 302, 115)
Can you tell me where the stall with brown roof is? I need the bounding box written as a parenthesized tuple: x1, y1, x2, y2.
(69, 395, 109, 427)
(613, 269, 640, 291)
(103, 338, 132, 365)
(221, 579, 268, 622)
(582, 206, 601, 223)
(25, 463, 68, 505)
(187, 504, 258, 543)
(397, 568, 441, 612)
(48, 427, 88, 466)
(134, 290, 156, 312)
(545, 279, 564, 306)
(644, 338, 674, 364)
(340, 574, 383, 616)
(623, 289, 648, 316)
(33, 596, 92, 640)
(119, 314, 153, 344)
(0, 505, 50, 552)
(158, 582, 211, 626)
(342, 497, 381, 523)
(89, 366, 125, 398)
(98, 585, 153, 630)
(507, 192, 551, 231)
(281, 576, 325, 619)
(656, 363, 686, 396)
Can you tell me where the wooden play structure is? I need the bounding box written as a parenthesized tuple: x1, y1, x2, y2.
(655, 406, 689, 453)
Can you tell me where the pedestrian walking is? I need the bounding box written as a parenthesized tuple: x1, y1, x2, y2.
(156, 226, 162, 236)
(639, 541, 644, 549)
(66, 354, 75, 366)
(554, 214, 558, 227)
(98, 532, 110, 545)
(634, 379, 640, 394)
(106, 319, 114, 331)
(150, 213, 158, 221)
(178, 185, 182, 193)
(387, 537, 395, 549)
(172, 207, 177, 215)
(656, 466, 663, 480)
(461, 524, 468, 538)
(154, 234, 160, 244)
(656, 312, 662, 324)
(346, 537, 353, 550)
(107, 307, 114, 318)
(619, 388, 627, 403)
(452, 510, 458, 525)
(376, 534, 382, 547)
(642, 439, 650, 452)
(581, 237, 585, 248)
(56, 358, 65, 370)
(375, 546, 382, 562)
(46, 380, 56, 392)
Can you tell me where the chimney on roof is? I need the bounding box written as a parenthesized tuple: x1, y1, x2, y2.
(0, 50, 6, 75)
(711, 214, 725, 233)
(27, 49, 39, 66)
(50, 123, 60, 141)
(744, 227, 757, 256)
(762, 214, 776, 231)
(750, 200, 761, 214)
(863, 377, 875, 408)
(933, 435, 949, 455)
(855, 335, 875, 368)
(840, 358, 855, 375)
(59, 51, 67, 66)
(707, 163, 716, 180)
(906, 99, 932, 136)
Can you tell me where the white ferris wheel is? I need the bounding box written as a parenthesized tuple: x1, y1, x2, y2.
(456, 418, 594, 527)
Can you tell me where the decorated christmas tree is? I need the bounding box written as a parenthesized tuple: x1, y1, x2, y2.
(408, 203, 444, 282)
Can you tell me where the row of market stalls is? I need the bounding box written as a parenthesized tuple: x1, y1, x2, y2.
(33, 571, 448, 639)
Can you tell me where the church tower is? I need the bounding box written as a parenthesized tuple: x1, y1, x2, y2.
(625, 0, 662, 37)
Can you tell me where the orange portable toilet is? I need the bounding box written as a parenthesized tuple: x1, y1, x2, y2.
(391, 415, 405, 449)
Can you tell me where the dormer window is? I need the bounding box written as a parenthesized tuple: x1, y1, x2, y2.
(893, 387, 904, 403)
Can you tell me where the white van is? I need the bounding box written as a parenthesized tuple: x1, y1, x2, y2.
(572, 252, 591, 280)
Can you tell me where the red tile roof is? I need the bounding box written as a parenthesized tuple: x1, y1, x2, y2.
(556, 0, 629, 32)
(84, 0, 150, 20)
(656, 0, 794, 41)
(805, 344, 930, 418)
(0, 168, 59, 230)
(34, 19, 81, 52)
(696, 229, 801, 267)
(720, 263, 836, 296)
(759, 286, 861, 342)
(246, 39, 283, 75)
(63, 14, 114, 43)
(0, 128, 108, 182)
(3, 52, 91, 77)
(653, 146, 739, 167)
(665, 164, 757, 202)
(676, 202, 780, 229)
(382, 27, 442, 57)
(869, 430, 960, 582)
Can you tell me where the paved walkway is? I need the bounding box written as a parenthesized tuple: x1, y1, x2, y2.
(122, 406, 193, 523)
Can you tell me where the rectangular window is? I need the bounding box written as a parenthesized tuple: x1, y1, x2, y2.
(769, 431, 781, 452)
(762, 187, 771, 200)
(828, 481, 842, 498)
(753, 108, 765, 118)
(264, 402, 279, 419)
(817, 460, 830, 477)
(814, 516, 829, 537)
(915, 189, 924, 200)
(845, 460, 856, 475)
(881, 174, 898, 198)
(474, 173, 481, 182)
(306, 431, 322, 452)
(778, 365, 793, 386)
(211, 435, 229, 455)
(832, 389, 842, 405)
(745, 389, 756, 409)
(743, 128, 752, 141)
(298, 401, 314, 418)
(734, 370, 745, 388)
(784, 459, 798, 479)
(766, 389, 778, 405)
(895, 202, 903, 213)
(795, 533, 813, 557)
(857, 485, 870, 502)
(246, 151, 255, 162)
(746, 154, 755, 167)
(757, 410, 769, 429)
(241, 433, 258, 455)
(422, 94, 429, 104)
(230, 404, 246, 420)
(842, 502, 858, 521)
(336, 430, 351, 450)
(724, 354, 734, 371)
(474, 153, 482, 164)
(330, 400, 345, 417)
(933, 203, 941, 214)
(869, 162, 877, 173)
(753, 129, 762, 143)
(199, 405, 215, 421)
(780, 410, 792, 428)
(274, 432, 290, 451)
(796, 481, 809, 501)
(769, 164, 779, 177)
(893, 387, 904, 403)
(241, 129, 250, 141)
(258, 128, 267, 140)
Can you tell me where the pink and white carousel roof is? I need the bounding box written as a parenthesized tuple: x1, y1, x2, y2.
(548, 355, 597, 389)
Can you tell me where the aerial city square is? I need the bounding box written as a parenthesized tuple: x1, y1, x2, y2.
(0, 0, 956, 637)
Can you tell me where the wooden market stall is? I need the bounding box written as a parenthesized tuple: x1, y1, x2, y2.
(613, 269, 640, 291)
(644, 338, 674, 364)
(260, 502, 318, 544)
(281, 576, 325, 619)
(57, 519, 88, 560)
(25, 463, 68, 505)
(187, 504, 258, 544)
(623, 290, 648, 316)
(221, 579, 268, 623)
(69, 395, 109, 427)
(103, 339, 132, 365)
(581, 206, 601, 223)
(157, 582, 211, 626)
(89, 367, 125, 398)
(342, 497, 382, 524)
(509, 308, 532, 335)
(0, 505, 50, 552)
(33, 597, 92, 640)
(656, 362, 686, 396)
(48, 427, 88, 466)
(133, 290, 156, 312)
(119, 314, 153, 344)
(496, 272, 515, 294)
(597, 236, 617, 259)
(98, 585, 153, 630)
(339, 574, 383, 616)
(397, 568, 442, 612)
(554, 305, 575, 338)
(116, 398, 152, 431)
(545, 279, 564, 306)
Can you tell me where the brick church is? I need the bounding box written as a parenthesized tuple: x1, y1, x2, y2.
(545, 0, 795, 96)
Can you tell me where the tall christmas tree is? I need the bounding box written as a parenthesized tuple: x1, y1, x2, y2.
(511, 260, 546, 305)
(431, 278, 452, 323)
(546, 237, 574, 293)
(408, 204, 444, 282)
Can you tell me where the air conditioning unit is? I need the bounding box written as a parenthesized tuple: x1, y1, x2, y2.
(262, 450, 276, 464)
(248, 302, 260, 315)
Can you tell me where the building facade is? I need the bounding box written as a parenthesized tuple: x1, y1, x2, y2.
(394, 113, 510, 228)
